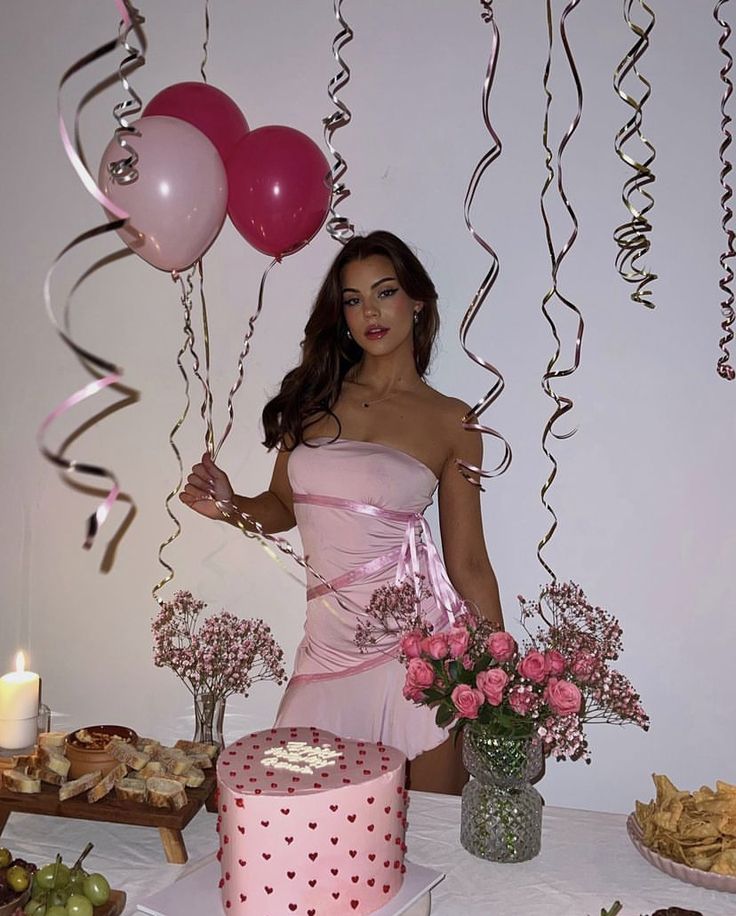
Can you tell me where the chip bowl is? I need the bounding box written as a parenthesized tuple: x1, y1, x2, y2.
(65, 724, 138, 780)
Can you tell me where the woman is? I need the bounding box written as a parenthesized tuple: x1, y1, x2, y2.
(180, 231, 503, 794)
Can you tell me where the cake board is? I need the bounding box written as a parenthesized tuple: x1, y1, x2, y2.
(135, 854, 443, 916)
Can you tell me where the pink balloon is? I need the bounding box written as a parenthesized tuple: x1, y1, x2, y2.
(98, 116, 228, 272)
(226, 125, 331, 258)
(143, 82, 249, 163)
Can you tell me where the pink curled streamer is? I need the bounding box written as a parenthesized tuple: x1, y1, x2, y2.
(40, 1, 142, 549)
(715, 0, 736, 381)
(457, 0, 512, 490)
(537, 0, 586, 583)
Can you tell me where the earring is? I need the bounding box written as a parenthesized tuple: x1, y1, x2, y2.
(346, 328, 353, 340)
(413, 311, 420, 324)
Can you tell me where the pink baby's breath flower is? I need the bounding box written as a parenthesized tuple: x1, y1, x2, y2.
(570, 652, 598, 682)
(508, 685, 537, 716)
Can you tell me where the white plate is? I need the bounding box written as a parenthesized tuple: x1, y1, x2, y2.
(627, 813, 736, 894)
(135, 855, 443, 916)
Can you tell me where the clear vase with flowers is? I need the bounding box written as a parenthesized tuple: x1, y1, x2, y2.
(152, 590, 286, 748)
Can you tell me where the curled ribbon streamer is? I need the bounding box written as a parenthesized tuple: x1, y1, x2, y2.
(197, 260, 216, 457)
(201, 0, 211, 83)
(152, 270, 198, 604)
(613, 0, 657, 308)
(457, 0, 512, 489)
(40, 2, 146, 549)
(108, 2, 146, 185)
(322, 0, 355, 243)
(715, 0, 736, 381)
(214, 259, 279, 458)
(537, 0, 586, 583)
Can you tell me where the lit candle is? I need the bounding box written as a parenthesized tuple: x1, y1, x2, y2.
(0, 652, 40, 750)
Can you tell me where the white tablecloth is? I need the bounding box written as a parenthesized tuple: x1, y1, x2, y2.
(2, 791, 733, 915)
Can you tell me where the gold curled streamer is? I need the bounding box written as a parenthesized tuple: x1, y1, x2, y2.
(457, 0, 512, 489)
(200, 0, 211, 83)
(152, 270, 197, 605)
(537, 0, 586, 584)
(197, 260, 216, 457)
(613, 0, 657, 308)
(108, 2, 146, 186)
(322, 0, 355, 243)
(214, 259, 279, 459)
(715, 0, 736, 381)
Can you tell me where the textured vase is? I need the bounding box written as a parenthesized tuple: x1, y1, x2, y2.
(460, 723, 544, 862)
(193, 692, 226, 747)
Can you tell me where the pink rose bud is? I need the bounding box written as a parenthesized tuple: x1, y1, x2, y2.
(544, 649, 566, 677)
(486, 631, 517, 662)
(425, 634, 450, 660)
(544, 677, 582, 716)
(446, 626, 471, 659)
(461, 653, 475, 670)
(406, 657, 435, 689)
(517, 649, 547, 683)
(508, 686, 537, 716)
(450, 684, 484, 719)
(400, 631, 424, 659)
(475, 668, 509, 706)
(570, 652, 598, 682)
(402, 681, 425, 702)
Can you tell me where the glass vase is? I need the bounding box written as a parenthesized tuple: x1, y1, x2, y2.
(460, 723, 544, 863)
(193, 692, 226, 748)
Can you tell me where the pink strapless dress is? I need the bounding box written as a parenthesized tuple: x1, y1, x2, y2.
(274, 436, 464, 760)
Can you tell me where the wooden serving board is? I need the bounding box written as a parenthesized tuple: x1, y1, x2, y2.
(0, 775, 217, 864)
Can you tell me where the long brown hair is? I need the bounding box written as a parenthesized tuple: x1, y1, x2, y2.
(262, 231, 439, 449)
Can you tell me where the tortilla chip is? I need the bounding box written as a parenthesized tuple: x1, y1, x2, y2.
(711, 848, 736, 876)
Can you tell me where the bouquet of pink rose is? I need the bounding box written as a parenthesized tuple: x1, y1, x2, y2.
(355, 579, 649, 762)
(152, 590, 286, 700)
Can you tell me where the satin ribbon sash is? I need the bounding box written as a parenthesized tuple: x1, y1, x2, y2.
(293, 492, 462, 625)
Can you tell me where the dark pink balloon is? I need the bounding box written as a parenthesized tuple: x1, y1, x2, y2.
(226, 125, 331, 258)
(143, 82, 249, 163)
(98, 116, 228, 272)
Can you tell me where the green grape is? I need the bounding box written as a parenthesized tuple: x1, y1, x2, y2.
(51, 863, 70, 890)
(65, 894, 93, 916)
(24, 900, 46, 916)
(31, 874, 44, 898)
(7, 864, 30, 892)
(48, 889, 69, 907)
(35, 865, 58, 891)
(67, 869, 86, 894)
(0, 846, 11, 868)
(82, 873, 110, 907)
(45, 907, 66, 916)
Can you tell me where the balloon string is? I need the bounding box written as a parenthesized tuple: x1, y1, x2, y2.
(457, 0, 512, 489)
(200, 0, 211, 83)
(39, 3, 143, 550)
(537, 0, 586, 584)
(152, 272, 196, 605)
(323, 0, 355, 244)
(715, 0, 736, 381)
(108, 1, 146, 185)
(612, 0, 657, 308)
(214, 259, 279, 459)
(197, 260, 216, 457)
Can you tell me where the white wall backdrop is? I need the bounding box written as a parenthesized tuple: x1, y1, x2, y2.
(0, 0, 733, 814)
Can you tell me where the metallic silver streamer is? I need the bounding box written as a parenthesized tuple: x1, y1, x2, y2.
(457, 0, 512, 489)
(108, 1, 146, 185)
(197, 260, 216, 457)
(214, 259, 279, 458)
(323, 0, 354, 243)
(715, 0, 736, 381)
(613, 0, 657, 308)
(537, 0, 586, 583)
(152, 271, 196, 604)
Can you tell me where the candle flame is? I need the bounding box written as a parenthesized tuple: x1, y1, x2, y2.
(15, 652, 25, 674)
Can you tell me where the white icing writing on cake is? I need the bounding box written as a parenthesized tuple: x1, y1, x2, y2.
(260, 741, 342, 774)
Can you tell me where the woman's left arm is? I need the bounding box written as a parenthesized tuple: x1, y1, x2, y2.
(437, 408, 504, 627)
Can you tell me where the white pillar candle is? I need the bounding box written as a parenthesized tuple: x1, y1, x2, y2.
(0, 652, 40, 750)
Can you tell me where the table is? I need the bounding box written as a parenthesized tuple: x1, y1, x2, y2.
(1, 792, 733, 915)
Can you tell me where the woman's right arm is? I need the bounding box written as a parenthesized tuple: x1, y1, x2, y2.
(179, 449, 296, 534)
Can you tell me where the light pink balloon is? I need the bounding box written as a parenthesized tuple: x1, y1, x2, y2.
(98, 116, 228, 272)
